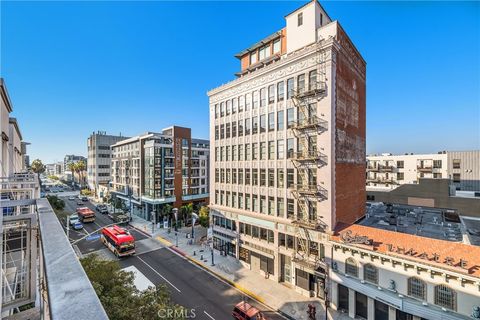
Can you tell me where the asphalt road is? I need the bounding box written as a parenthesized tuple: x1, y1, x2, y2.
(56, 196, 285, 320)
(119, 248, 285, 320)
(60, 196, 148, 254)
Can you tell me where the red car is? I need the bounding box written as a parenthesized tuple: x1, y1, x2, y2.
(232, 302, 266, 320)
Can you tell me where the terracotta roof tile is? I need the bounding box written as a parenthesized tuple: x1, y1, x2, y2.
(332, 224, 480, 278)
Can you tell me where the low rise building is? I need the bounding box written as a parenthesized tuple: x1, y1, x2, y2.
(329, 203, 480, 320)
(367, 151, 480, 192)
(87, 131, 127, 198)
(111, 126, 209, 221)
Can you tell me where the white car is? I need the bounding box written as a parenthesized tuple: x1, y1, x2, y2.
(69, 214, 79, 226)
(68, 196, 75, 201)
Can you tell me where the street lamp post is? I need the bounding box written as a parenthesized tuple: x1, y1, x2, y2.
(211, 245, 215, 266)
(175, 232, 178, 247)
(151, 210, 156, 235)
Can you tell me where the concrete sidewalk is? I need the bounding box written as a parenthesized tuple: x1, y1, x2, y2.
(129, 216, 349, 320)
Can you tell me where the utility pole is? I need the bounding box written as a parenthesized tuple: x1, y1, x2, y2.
(151, 210, 156, 235)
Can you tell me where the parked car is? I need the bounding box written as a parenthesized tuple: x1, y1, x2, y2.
(69, 214, 79, 226)
(81, 196, 88, 202)
(76, 201, 83, 206)
(96, 204, 108, 214)
(72, 221, 84, 230)
(68, 196, 75, 201)
(232, 302, 265, 320)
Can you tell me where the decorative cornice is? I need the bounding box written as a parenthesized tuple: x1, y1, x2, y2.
(208, 40, 335, 103)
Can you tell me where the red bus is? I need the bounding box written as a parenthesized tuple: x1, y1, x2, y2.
(101, 225, 135, 257)
(76, 207, 95, 223)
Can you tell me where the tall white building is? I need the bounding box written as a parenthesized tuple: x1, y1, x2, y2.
(366, 151, 480, 192)
(208, 1, 366, 297)
(87, 131, 127, 197)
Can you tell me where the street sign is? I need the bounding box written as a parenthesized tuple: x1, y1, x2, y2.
(86, 234, 101, 241)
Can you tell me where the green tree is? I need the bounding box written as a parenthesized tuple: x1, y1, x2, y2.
(198, 206, 210, 228)
(81, 254, 185, 320)
(179, 203, 193, 227)
(48, 175, 59, 180)
(31, 159, 45, 174)
(46, 195, 65, 211)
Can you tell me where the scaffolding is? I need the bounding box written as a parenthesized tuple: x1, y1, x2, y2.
(290, 44, 328, 265)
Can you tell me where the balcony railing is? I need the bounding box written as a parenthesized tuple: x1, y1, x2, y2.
(417, 165, 433, 172)
(367, 166, 379, 172)
(291, 184, 328, 200)
(290, 116, 328, 132)
(379, 165, 394, 172)
(291, 150, 327, 166)
(293, 81, 326, 99)
(0, 176, 107, 319)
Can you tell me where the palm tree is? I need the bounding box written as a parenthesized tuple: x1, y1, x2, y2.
(31, 159, 46, 175)
(76, 160, 86, 187)
(180, 203, 193, 225)
(67, 162, 76, 185)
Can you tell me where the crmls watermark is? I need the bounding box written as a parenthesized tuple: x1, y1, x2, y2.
(158, 308, 196, 319)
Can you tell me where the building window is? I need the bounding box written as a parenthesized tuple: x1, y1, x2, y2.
(238, 120, 243, 136)
(277, 198, 284, 217)
(252, 117, 258, 134)
(434, 285, 456, 310)
(408, 277, 426, 300)
(453, 173, 461, 183)
(250, 51, 257, 65)
(268, 85, 275, 104)
(277, 140, 284, 159)
(433, 172, 442, 178)
(433, 160, 442, 168)
(287, 138, 294, 159)
(260, 88, 266, 107)
(397, 172, 404, 180)
(297, 74, 305, 93)
(268, 112, 275, 131)
(287, 108, 294, 128)
(239, 96, 244, 112)
(345, 258, 358, 277)
(297, 12, 303, 26)
(260, 142, 266, 160)
(268, 169, 274, 187)
(278, 169, 284, 188)
(268, 141, 275, 160)
(452, 159, 460, 169)
(363, 264, 378, 284)
(286, 169, 294, 188)
(397, 160, 404, 169)
(287, 78, 294, 99)
(277, 82, 284, 101)
(260, 114, 266, 133)
(273, 38, 281, 53)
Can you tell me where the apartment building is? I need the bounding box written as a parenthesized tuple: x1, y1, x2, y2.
(208, 1, 366, 297)
(366, 151, 480, 191)
(0, 78, 107, 319)
(111, 126, 209, 221)
(87, 131, 127, 197)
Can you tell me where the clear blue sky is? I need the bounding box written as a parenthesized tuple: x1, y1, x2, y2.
(1, 1, 479, 164)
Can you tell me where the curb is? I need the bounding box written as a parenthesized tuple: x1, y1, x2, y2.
(154, 234, 266, 305)
(129, 224, 153, 238)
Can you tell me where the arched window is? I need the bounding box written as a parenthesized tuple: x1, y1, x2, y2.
(434, 285, 456, 310)
(408, 277, 426, 300)
(363, 264, 378, 284)
(345, 258, 358, 277)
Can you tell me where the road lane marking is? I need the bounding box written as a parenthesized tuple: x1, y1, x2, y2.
(203, 310, 215, 320)
(136, 256, 181, 293)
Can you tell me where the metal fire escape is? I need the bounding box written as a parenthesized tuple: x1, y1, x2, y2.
(290, 45, 328, 270)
